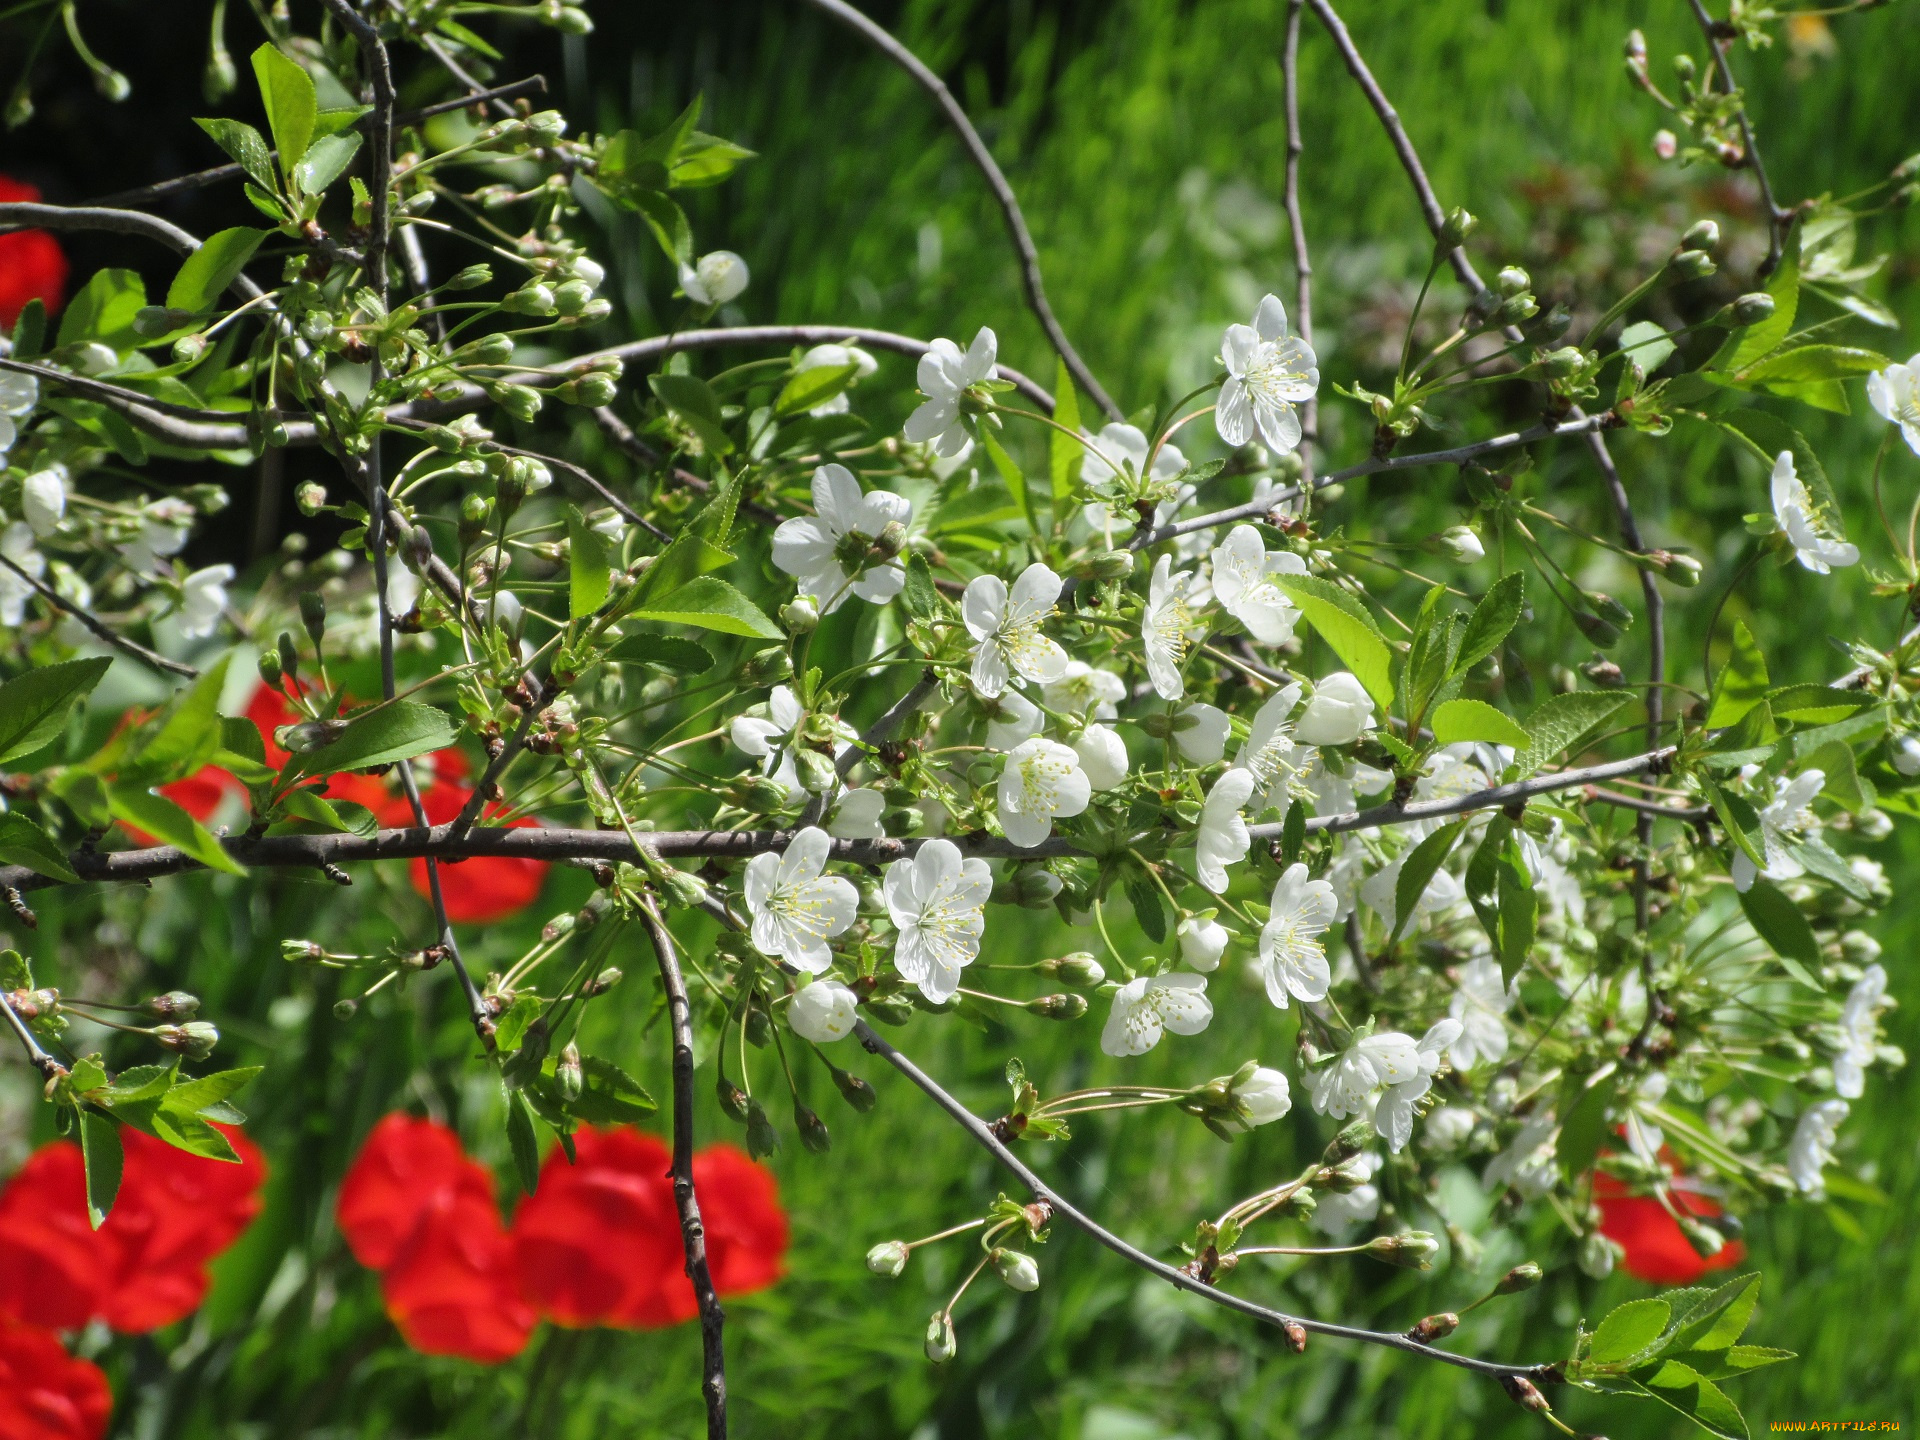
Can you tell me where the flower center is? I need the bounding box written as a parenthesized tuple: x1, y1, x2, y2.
(1243, 342, 1310, 408)
(767, 883, 836, 938)
(1014, 751, 1069, 813)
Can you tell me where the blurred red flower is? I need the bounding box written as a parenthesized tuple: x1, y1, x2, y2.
(0, 1319, 110, 1440)
(337, 1113, 488, 1269)
(689, 1144, 789, 1299)
(0, 1126, 267, 1334)
(1594, 1170, 1745, 1285)
(0, 176, 68, 330)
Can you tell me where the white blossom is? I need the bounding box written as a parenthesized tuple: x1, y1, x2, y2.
(1424, 1106, 1477, 1151)
(21, 469, 65, 538)
(1072, 723, 1128, 790)
(678, 250, 749, 306)
(1256, 863, 1336, 1009)
(1172, 702, 1229, 764)
(120, 497, 194, 573)
(1731, 769, 1824, 892)
(732, 684, 804, 761)
(1305, 1033, 1412, 1121)
(1788, 1098, 1848, 1194)
(745, 826, 859, 973)
(1310, 1152, 1382, 1235)
(1298, 748, 1390, 817)
(788, 977, 859, 1042)
(1771, 450, 1857, 574)
(1867, 352, 1920, 455)
(996, 737, 1092, 848)
(1209, 524, 1306, 644)
(1216, 293, 1318, 455)
(1484, 1110, 1559, 1197)
(0, 370, 35, 459)
(1438, 526, 1485, 563)
(1892, 735, 1920, 776)
(771, 463, 911, 614)
(884, 838, 991, 1003)
(1100, 972, 1213, 1057)
(1142, 553, 1199, 700)
(826, 789, 886, 840)
(904, 327, 996, 457)
(177, 564, 234, 639)
(1233, 682, 1304, 811)
(1360, 849, 1464, 931)
(0, 522, 45, 626)
(1194, 767, 1255, 894)
(1176, 914, 1229, 971)
(963, 562, 1068, 698)
(1231, 1066, 1292, 1128)
(983, 690, 1043, 751)
(794, 343, 878, 415)
(1044, 662, 1126, 720)
(1373, 1018, 1463, 1152)
(1447, 953, 1514, 1071)
(1832, 963, 1886, 1100)
(1078, 423, 1187, 531)
(386, 563, 421, 617)
(1293, 672, 1376, 746)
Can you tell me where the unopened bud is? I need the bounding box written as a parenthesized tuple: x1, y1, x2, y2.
(866, 1240, 909, 1277)
(447, 263, 493, 291)
(1585, 590, 1633, 627)
(583, 966, 623, 997)
(991, 1248, 1040, 1292)
(1651, 549, 1703, 586)
(1496, 266, 1531, 296)
(1367, 1231, 1439, 1269)
(1496, 1261, 1543, 1294)
(154, 1020, 220, 1060)
(1076, 549, 1135, 582)
(1324, 1120, 1373, 1164)
(832, 1066, 878, 1113)
(1438, 207, 1477, 248)
(295, 481, 329, 516)
(795, 748, 838, 795)
(1026, 993, 1088, 1020)
(281, 939, 325, 963)
(277, 630, 300, 682)
(795, 1101, 831, 1154)
(1672, 248, 1717, 281)
(1438, 525, 1484, 563)
(555, 1042, 583, 1102)
(1409, 1312, 1459, 1343)
(1500, 1375, 1552, 1415)
(1581, 658, 1626, 688)
(1578, 1231, 1620, 1279)
(1494, 292, 1539, 324)
(1574, 610, 1623, 649)
(1051, 952, 1106, 987)
(717, 1076, 750, 1122)
(1677, 1214, 1725, 1258)
(1541, 346, 1587, 380)
(1680, 218, 1720, 251)
(745, 1098, 779, 1158)
(924, 1311, 957, 1364)
(503, 283, 557, 316)
(741, 647, 794, 685)
(141, 990, 200, 1019)
(299, 590, 327, 643)
(257, 649, 284, 688)
(1730, 291, 1775, 326)
(1282, 1320, 1307, 1354)
(172, 333, 208, 365)
(782, 596, 820, 634)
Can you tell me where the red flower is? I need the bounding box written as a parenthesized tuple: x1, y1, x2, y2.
(381, 1188, 535, 1363)
(374, 778, 548, 924)
(689, 1144, 788, 1299)
(0, 1319, 110, 1440)
(1594, 1171, 1745, 1285)
(510, 1127, 686, 1329)
(0, 177, 68, 330)
(337, 1113, 494, 1270)
(0, 1127, 267, 1334)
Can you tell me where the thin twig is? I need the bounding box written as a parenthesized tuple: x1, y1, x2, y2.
(0, 551, 198, 678)
(1685, 0, 1789, 274)
(590, 406, 781, 525)
(797, 0, 1117, 419)
(637, 894, 728, 1440)
(1282, 0, 1317, 486)
(800, 667, 941, 827)
(0, 990, 65, 1081)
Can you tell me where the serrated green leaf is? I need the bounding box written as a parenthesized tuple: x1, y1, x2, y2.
(150, 1107, 240, 1162)
(166, 227, 268, 314)
(1127, 873, 1167, 943)
(574, 1056, 657, 1123)
(78, 1110, 123, 1230)
(193, 117, 277, 191)
(1638, 1363, 1749, 1440)
(107, 782, 245, 874)
(506, 1090, 541, 1194)
(1740, 344, 1887, 386)
(494, 994, 543, 1053)
(1591, 1298, 1671, 1364)
(634, 576, 783, 639)
(1707, 621, 1770, 729)
(774, 362, 858, 418)
(902, 552, 938, 620)
(1454, 571, 1525, 677)
(162, 1066, 261, 1116)
(0, 812, 79, 883)
(57, 269, 148, 351)
(1389, 822, 1463, 944)
(1430, 698, 1529, 748)
(982, 429, 1037, 536)
(1670, 1273, 1762, 1356)
(251, 43, 316, 172)
(292, 129, 362, 196)
(1277, 575, 1394, 710)
(292, 701, 458, 779)
(1712, 230, 1797, 374)
(605, 633, 714, 674)
(125, 653, 231, 780)
(1802, 739, 1868, 813)
(1513, 691, 1631, 779)
(1765, 685, 1875, 726)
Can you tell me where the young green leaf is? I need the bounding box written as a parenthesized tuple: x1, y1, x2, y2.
(193, 117, 278, 190)
(124, 653, 232, 780)
(1277, 575, 1395, 710)
(1706, 621, 1771, 728)
(166, 227, 268, 314)
(1430, 698, 1530, 749)
(1737, 880, 1823, 989)
(1513, 691, 1631, 779)
(1389, 823, 1463, 944)
(106, 783, 246, 874)
(506, 1089, 541, 1194)
(635, 576, 783, 639)
(292, 130, 363, 197)
(1712, 226, 1798, 375)
(0, 813, 80, 883)
(56, 269, 148, 350)
(78, 1110, 124, 1230)
(251, 43, 317, 173)
(0, 657, 113, 765)
(565, 505, 615, 618)
(605, 633, 715, 674)
(774, 362, 858, 418)
(293, 701, 459, 779)
(1495, 847, 1537, 985)
(982, 430, 1038, 537)
(573, 1057, 658, 1123)
(1589, 1297, 1670, 1365)
(1454, 571, 1525, 677)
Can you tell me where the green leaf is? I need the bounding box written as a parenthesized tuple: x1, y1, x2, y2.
(163, 1067, 261, 1117)
(251, 43, 317, 172)
(506, 1089, 541, 1195)
(630, 189, 693, 266)
(0, 950, 31, 989)
(292, 701, 458, 778)
(1496, 847, 1537, 985)
(1430, 698, 1529, 748)
(1706, 621, 1769, 728)
(573, 1056, 658, 1123)
(1670, 1273, 1763, 1356)
(150, 1108, 240, 1162)
(902, 553, 938, 620)
(1277, 575, 1395, 710)
(1590, 1298, 1670, 1365)
(1618, 319, 1675, 376)
(628, 529, 736, 610)
(1713, 229, 1797, 374)
(982, 429, 1038, 536)
(649, 372, 733, 455)
(1737, 880, 1823, 989)
(1126, 873, 1167, 943)
(1638, 1363, 1749, 1440)
(107, 782, 246, 874)
(669, 131, 756, 189)
(1557, 1068, 1618, 1184)
(0, 657, 113, 765)
(292, 129, 362, 197)
(312, 104, 370, 140)
(1454, 571, 1526, 677)
(1740, 344, 1887, 386)
(565, 505, 614, 618)
(1049, 359, 1082, 511)
(634, 576, 783, 639)
(1695, 1346, 1793, 1380)
(192, 117, 277, 191)
(494, 994, 543, 1053)
(1766, 684, 1875, 726)
(1802, 738, 1869, 812)
(1389, 823, 1463, 943)
(166, 227, 268, 315)
(0, 813, 79, 883)
(56, 268, 148, 351)
(605, 633, 714, 674)
(774, 362, 858, 418)
(78, 1110, 123, 1230)
(1513, 691, 1631, 779)
(1280, 799, 1307, 867)
(277, 787, 355, 832)
(124, 654, 231, 781)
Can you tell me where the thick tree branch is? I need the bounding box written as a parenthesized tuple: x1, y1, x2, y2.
(796, 0, 1118, 420)
(638, 895, 729, 1440)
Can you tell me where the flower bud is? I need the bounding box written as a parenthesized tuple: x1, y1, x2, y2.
(741, 647, 794, 685)
(526, 109, 568, 140)
(1495, 1261, 1543, 1294)
(991, 1248, 1040, 1292)
(1680, 218, 1721, 251)
(1654, 128, 1678, 159)
(863, 994, 915, 1027)
(1051, 952, 1106, 987)
(154, 1021, 220, 1060)
(1008, 867, 1062, 909)
(924, 1311, 957, 1364)
(1282, 1320, 1308, 1354)
(295, 481, 329, 516)
(275, 719, 347, 754)
(493, 383, 544, 423)
(141, 990, 200, 1019)
(1541, 346, 1587, 379)
(745, 1098, 779, 1158)
(1324, 1120, 1373, 1164)
(1495, 266, 1531, 296)
(468, 332, 516, 364)
(257, 648, 284, 689)
(299, 591, 327, 644)
(1026, 993, 1088, 1020)
(558, 371, 619, 406)
(1672, 248, 1717, 281)
(1408, 1312, 1459, 1343)
(1678, 1214, 1725, 1259)
(1577, 1231, 1620, 1279)
(1437, 525, 1484, 563)
(503, 283, 557, 316)
(1438, 207, 1477, 248)
(281, 939, 325, 963)
(1585, 590, 1633, 627)
(334, 997, 359, 1020)
(795, 1101, 832, 1154)
(1367, 1231, 1439, 1269)
(717, 1076, 750, 1122)
(1075, 549, 1135, 582)
(1574, 610, 1622, 649)
(832, 1067, 878, 1113)
(782, 596, 820, 634)
(447, 263, 493, 291)
(553, 279, 595, 317)
(866, 1241, 909, 1277)
(1581, 658, 1625, 688)
(583, 966, 622, 997)
(796, 748, 838, 795)
(551, 1042, 583, 1103)
(1500, 1376, 1552, 1415)
(1650, 549, 1702, 586)
(544, 3, 593, 34)
(1493, 292, 1538, 324)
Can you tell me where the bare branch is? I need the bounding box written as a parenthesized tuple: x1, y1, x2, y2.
(0, 551, 199, 679)
(1282, 0, 1317, 485)
(1686, 0, 1789, 274)
(797, 0, 1119, 419)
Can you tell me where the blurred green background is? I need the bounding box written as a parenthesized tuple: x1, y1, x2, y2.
(7, 0, 1920, 1435)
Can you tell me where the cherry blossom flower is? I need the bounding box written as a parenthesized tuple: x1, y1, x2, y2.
(1256, 863, 1336, 1008)
(1142, 554, 1199, 700)
(1043, 661, 1126, 719)
(794, 343, 877, 415)
(1194, 767, 1255, 894)
(1832, 964, 1886, 1099)
(771, 463, 912, 613)
(996, 737, 1091, 848)
(177, 564, 234, 639)
(1100, 972, 1213, 1057)
(1360, 848, 1464, 931)
(1210, 525, 1306, 644)
(0, 369, 37, 461)
(1172, 702, 1229, 763)
(1293, 672, 1376, 746)
(904, 327, 996, 457)
(1730, 769, 1824, 892)
(1233, 681, 1304, 810)
(731, 685, 804, 762)
(1788, 1098, 1848, 1194)
(884, 838, 991, 1003)
(1771, 450, 1857, 573)
(119, 498, 193, 573)
(1447, 953, 1514, 1070)
(1078, 422, 1187, 530)
(678, 250, 749, 306)
(0, 523, 44, 627)
(1230, 1066, 1292, 1128)
(1215, 293, 1319, 455)
(1373, 1019, 1462, 1152)
(1306, 1020, 1461, 1149)
(1867, 353, 1920, 455)
(789, 978, 860, 1042)
(744, 826, 859, 973)
(21, 469, 64, 538)
(826, 789, 885, 840)
(964, 562, 1068, 698)
(1310, 1152, 1382, 1236)
(1483, 1110, 1559, 1198)
(983, 690, 1043, 751)
(1177, 913, 1229, 971)
(1072, 723, 1128, 790)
